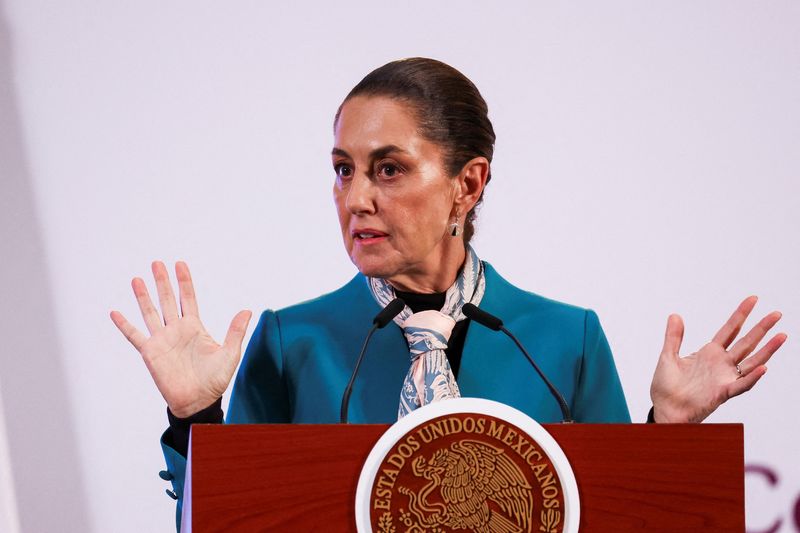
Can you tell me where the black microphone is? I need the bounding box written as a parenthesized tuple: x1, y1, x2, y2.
(340, 298, 406, 424)
(462, 303, 573, 423)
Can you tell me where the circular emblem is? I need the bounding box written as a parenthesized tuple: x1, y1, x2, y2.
(356, 398, 579, 533)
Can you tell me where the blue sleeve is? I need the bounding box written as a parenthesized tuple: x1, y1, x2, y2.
(158, 309, 290, 531)
(572, 309, 631, 423)
(159, 431, 187, 529)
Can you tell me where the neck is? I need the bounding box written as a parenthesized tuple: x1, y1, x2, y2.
(387, 244, 467, 294)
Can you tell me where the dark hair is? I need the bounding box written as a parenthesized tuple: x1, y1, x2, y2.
(335, 57, 496, 244)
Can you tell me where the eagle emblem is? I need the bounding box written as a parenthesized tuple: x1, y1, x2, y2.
(396, 439, 534, 533)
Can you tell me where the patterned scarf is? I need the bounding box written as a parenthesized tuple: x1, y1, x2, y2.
(367, 245, 486, 419)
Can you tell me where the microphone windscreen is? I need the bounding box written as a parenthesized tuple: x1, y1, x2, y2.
(462, 303, 503, 331)
(373, 298, 406, 328)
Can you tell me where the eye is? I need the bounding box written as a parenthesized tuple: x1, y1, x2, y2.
(334, 163, 353, 180)
(377, 162, 401, 179)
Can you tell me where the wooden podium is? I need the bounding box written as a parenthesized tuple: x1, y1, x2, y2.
(183, 423, 744, 532)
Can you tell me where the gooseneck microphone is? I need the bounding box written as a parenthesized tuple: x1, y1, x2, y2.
(462, 303, 574, 423)
(340, 298, 406, 424)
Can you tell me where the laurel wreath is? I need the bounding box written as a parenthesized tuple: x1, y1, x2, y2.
(377, 511, 396, 533)
(540, 508, 562, 532)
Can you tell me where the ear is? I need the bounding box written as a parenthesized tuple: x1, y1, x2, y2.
(452, 157, 490, 215)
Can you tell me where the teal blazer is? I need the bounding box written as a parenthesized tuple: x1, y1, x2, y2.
(161, 262, 630, 525)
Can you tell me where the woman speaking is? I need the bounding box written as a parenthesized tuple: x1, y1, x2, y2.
(110, 58, 786, 523)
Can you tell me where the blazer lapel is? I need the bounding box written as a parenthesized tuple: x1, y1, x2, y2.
(457, 263, 548, 411)
(341, 274, 410, 422)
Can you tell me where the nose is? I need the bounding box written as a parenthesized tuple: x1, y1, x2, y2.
(345, 173, 377, 215)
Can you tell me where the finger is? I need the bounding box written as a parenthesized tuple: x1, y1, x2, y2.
(132, 277, 163, 334)
(661, 314, 684, 359)
(711, 296, 758, 348)
(110, 310, 148, 351)
(729, 311, 782, 362)
(727, 365, 767, 399)
(152, 261, 179, 324)
(223, 310, 253, 355)
(176, 261, 200, 318)
(737, 333, 787, 374)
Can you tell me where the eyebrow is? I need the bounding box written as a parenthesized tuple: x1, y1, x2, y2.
(331, 145, 409, 160)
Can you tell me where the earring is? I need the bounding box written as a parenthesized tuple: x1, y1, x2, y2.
(448, 213, 462, 237)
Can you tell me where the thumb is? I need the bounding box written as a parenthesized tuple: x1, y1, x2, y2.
(661, 313, 684, 359)
(223, 310, 253, 354)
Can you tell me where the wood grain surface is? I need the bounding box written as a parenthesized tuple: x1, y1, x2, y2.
(190, 423, 743, 532)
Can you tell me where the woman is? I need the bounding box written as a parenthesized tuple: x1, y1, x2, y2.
(110, 58, 786, 524)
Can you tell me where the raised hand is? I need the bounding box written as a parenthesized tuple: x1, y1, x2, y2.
(650, 296, 787, 423)
(110, 261, 252, 418)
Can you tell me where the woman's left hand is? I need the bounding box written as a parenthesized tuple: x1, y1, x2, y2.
(650, 296, 787, 423)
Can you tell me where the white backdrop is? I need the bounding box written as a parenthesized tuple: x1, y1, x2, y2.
(1, 1, 798, 532)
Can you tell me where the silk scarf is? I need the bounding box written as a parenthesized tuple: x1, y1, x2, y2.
(367, 245, 486, 418)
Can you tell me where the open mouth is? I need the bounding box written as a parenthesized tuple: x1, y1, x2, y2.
(352, 229, 388, 243)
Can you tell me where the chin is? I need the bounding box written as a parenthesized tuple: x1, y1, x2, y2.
(350, 254, 400, 280)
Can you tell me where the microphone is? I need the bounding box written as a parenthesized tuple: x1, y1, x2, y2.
(462, 303, 573, 423)
(340, 298, 406, 424)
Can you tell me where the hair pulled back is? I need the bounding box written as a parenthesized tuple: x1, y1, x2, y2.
(336, 57, 496, 244)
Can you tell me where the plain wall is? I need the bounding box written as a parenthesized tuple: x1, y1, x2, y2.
(1, 1, 798, 531)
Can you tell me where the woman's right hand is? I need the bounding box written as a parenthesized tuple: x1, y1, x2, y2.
(110, 261, 252, 418)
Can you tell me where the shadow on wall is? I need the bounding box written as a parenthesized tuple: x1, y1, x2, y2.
(0, 1, 91, 531)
